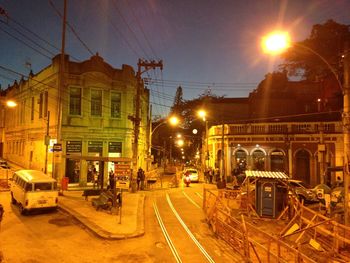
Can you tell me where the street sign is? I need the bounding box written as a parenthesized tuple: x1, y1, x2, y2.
(115, 163, 131, 176)
(53, 143, 62, 152)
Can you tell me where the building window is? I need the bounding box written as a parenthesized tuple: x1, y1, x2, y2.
(31, 97, 34, 121)
(69, 87, 81, 115)
(20, 100, 25, 124)
(44, 91, 48, 117)
(111, 92, 121, 118)
(91, 89, 102, 116)
(39, 93, 43, 119)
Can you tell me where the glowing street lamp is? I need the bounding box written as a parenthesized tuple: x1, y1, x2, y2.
(151, 115, 179, 137)
(198, 109, 207, 121)
(6, 100, 17, 108)
(169, 116, 179, 126)
(261, 31, 290, 55)
(176, 139, 184, 147)
(149, 115, 179, 167)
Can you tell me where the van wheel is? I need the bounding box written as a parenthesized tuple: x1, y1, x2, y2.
(11, 193, 16, 204)
(19, 204, 26, 215)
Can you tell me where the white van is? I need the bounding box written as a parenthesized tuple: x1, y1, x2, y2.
(10, 170, 58, 214)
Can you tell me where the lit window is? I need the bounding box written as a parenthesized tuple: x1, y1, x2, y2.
(111, 92, 121, 118)
(91, 89, 102, 116)
(69, 87, 81, 115)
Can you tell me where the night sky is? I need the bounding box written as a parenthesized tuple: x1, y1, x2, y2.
(0, 0, 349, 117)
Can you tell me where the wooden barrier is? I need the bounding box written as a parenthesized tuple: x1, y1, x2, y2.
(203, 188, 350, 262)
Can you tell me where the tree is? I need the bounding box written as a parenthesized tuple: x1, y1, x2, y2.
(279, 19, 350, 82)
(170, 86, 184, 115)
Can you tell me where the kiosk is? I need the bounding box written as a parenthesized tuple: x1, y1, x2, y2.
(244, 170, 289, 218)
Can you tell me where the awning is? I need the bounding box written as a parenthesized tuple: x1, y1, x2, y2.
(245, 170, 289, 179)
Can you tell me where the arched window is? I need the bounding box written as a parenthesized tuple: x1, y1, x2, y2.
(235, 149, 247, 172)
(252, 149, 265, 170)
(270, 150, 285, 172)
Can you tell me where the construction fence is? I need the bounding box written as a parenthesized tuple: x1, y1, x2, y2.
(203, 188, 350, 263)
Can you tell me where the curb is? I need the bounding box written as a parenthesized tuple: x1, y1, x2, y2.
(58, 194, 145, 240)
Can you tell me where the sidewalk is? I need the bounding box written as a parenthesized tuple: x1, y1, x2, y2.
(58, 190, 145, 240)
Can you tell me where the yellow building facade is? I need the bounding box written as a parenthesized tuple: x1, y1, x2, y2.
(206, 121, 343, 187)
(2, 54, 149, 188)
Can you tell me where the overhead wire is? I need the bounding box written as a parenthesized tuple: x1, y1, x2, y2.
(7, 15, 60, 53)
(0, 26, 52, 60)
(124, 0, 158, 59)
(48, 0, 95, 57)
(111, 0, 151, 60)
(0, 20, 56, 57)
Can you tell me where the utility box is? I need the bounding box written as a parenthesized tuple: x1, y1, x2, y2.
(256, 179, 287, 218)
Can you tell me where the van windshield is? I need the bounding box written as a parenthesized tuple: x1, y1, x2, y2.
(34, 182, 54, 191)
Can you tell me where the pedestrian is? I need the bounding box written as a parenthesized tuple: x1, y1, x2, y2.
(209, 168, 213, 184)
(137, 168, 142, 190)
(204, 169, 209, 183)
(0, 204, 4, 223)
(140, 168, 145, 190)
(93, 167, 98, 189)
(108, 169, 115, 190)
(215, 168, 220, 183)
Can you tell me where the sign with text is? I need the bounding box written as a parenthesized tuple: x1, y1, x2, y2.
(114, 163, 131, 176)
(108, 142, 122, 153)
(88, 141, 103, 153)
(66, 141, 82, 153)
(53, 143, 62, 152)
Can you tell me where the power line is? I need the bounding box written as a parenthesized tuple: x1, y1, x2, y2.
(124, 0, 158, 59)
(0, 20, 56, 57)
(7, 15, 60, 52)
(149, 78, 258, 87)
(48, 0, 94, 56)
(111, 0, 151, 60)
(0, 25, 52, 60)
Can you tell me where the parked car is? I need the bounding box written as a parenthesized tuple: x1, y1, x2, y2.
(288, 179, 318, 203)
(183, 168, 199, 182)
(330, 187, 344, 207)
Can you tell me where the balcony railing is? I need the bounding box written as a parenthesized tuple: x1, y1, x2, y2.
(223, 121, 341, 135)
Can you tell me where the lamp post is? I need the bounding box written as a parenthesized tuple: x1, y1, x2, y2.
(198, 110, 209, 171)
(262, 31, 350, 225)
(150, 115, 179, 166)
(1, 99, 17, 147)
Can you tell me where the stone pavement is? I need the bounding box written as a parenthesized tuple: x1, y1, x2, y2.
(58, 190, 145, 240)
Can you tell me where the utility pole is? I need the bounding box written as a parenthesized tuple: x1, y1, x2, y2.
(53, 0, 66, 181)
(343, 43, 350, 226)
(221, 122, 225, 182)
(130, 59, 162, 187)
(44, 111, 50, 174)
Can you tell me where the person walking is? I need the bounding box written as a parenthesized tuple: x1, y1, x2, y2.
(140, 168, 145, 190)
(137, 168, 143, 190)
(108, 169, 115, 190)
(92, 166, 98, 189)
(208, 168, 213, 184)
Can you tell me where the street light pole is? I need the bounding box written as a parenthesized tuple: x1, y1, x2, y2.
(205, 120, 209, 170)
(343, 44, 350, 226)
